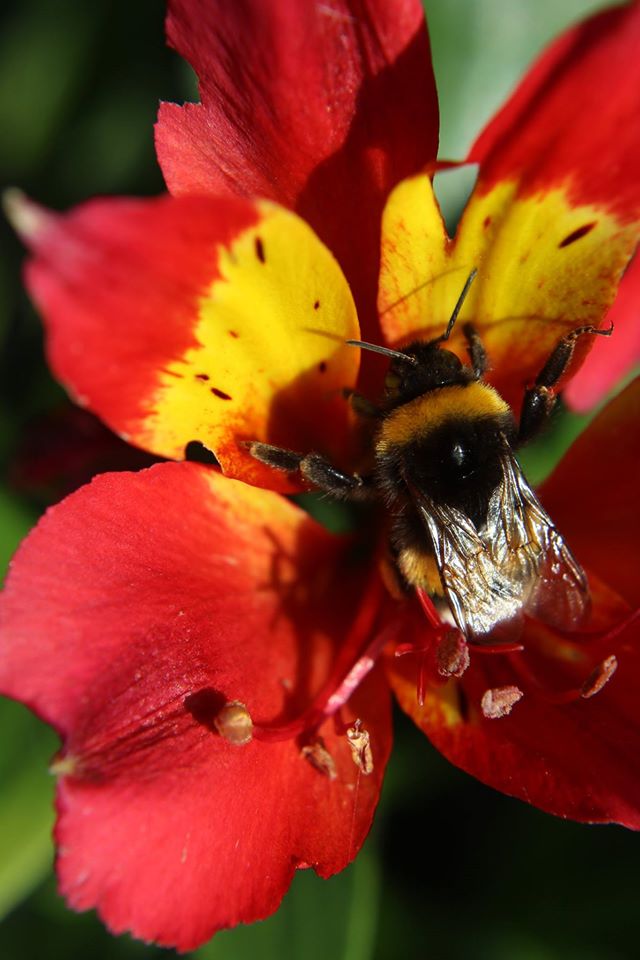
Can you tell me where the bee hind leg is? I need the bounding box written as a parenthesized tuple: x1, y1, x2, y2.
(247, 441, 372, 500)
(517, 321, 613, 444)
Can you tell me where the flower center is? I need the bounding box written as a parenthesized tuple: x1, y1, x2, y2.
(396, 591, 639, 719)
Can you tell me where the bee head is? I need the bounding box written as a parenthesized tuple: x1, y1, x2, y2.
(384, 340, 469, 403)
(347, 269, 479, 405)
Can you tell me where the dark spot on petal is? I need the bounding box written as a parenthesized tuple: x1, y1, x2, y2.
(314, 300, 320, 310)
(211, 387, 232, 400)
(559, 222, 597, 248)
(318, 361, 327, 373)
(195, 373, 210, 381)
(228, 330, 239, 338)
(255, 236, 266, 263)
(185, 440, 219, 465)
(483, 216, 492, 229)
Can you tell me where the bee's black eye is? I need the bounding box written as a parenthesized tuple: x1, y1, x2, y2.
(451, 441, 467, 467)
(448, 440, 476, 479)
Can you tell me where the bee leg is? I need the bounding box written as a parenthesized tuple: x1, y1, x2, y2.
(247, 442, 372, 500)
(462, 322, 488, 378)
(299, 453, 373, 499)
(518, 321, 613, 444)
(342, 388, 381, 419)
(244, 442, 303, 473)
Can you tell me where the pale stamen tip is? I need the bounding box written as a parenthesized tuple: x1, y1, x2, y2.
(581, 655, 618, 699)
(481, 685, 524, 719)
(301, 740, 337, 780)
(2, 187, 48, 243)
(437, 631, 470, 678)
(214, 700, 253, 745)
(346, 719, 374, 775)
(49, 752, 78, 777)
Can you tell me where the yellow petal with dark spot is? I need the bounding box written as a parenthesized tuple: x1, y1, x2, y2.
(378, 174, 638, 408)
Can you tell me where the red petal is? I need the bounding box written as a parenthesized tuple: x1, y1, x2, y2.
(17, 192, 361, 491)
(155, 0, 438, 341)
(469, 3, 640, 220)
(565, 255, 640, 412)
(540, 377, 640, 607)
(0, 463, 391, 948)
(388, 582, 640, 828)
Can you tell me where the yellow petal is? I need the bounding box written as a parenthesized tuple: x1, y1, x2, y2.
(137, 201, 360, 490)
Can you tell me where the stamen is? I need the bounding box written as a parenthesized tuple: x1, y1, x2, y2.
(436, 631, 470, 678)
(301, 740, 337, 780)
(252, 577, 387, 743)
(416, 587, 443, 628)
(581, 655, 618, 699)
(3, 187, 50, 242)
(508, 647, 620, 706)
(324, 654, 377, 715)
(347, 719, 374, 775)
(417, 659, 428, 708)
(395, 642, 431, 706)
(473, 640, 524, 655)
(214, 701, 253, 745)
(397, 589, 471, 701)
(481, 685, 524, 719)
(49, 752, 78, 777)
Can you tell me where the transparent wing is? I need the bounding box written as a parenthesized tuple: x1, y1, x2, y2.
(414, 493, 525, 642)
(413, 448, 589, 641)
(493, 450, 590, 630)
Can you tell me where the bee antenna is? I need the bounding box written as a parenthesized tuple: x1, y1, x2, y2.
(345, 340, 419, 366)
(434, 268, 478, 343)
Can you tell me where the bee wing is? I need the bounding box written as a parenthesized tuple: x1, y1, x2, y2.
(414, 493, 525, 642)
(413, 448, 589, 641)
(493, 450, 590, 631)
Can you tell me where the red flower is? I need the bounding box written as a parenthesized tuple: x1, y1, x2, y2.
(2, 0, 640, 950)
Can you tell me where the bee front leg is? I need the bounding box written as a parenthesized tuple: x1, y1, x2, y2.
(518, 321, 613, 444)
(462, 322, 488, 378)
(342, 387, 381, 419)
(247, 442, 372, 500)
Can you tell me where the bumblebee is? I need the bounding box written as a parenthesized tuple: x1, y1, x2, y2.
(249, 271, 610, 646)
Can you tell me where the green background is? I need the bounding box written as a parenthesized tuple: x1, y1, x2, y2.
(0, 1, 636, 958)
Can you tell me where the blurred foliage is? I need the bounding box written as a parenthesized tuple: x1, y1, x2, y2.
(1, 1, 638, 959)
(0, 700, 56, 922)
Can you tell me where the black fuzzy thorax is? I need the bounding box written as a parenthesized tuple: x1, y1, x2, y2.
(404, 414, 515, 528)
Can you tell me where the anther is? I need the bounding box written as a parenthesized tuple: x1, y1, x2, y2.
(214, 700, 253, 745)
(347, 719, 374, 775)
(436, 631, 470, 678)
(301, 740, 337, 780)
(581, 655, 618, 699)
(49, 752, 78, 777)
(3, 187, 49, 243)
(481, 685, 524, 719)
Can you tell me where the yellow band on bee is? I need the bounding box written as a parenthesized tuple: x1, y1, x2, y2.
(377, 381, 511, 449)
